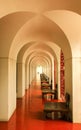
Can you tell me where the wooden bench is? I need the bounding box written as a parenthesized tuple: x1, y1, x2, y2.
(42, 89, 55, 99)
(41, 82, 51, 89)
(43, 93, 70, 120)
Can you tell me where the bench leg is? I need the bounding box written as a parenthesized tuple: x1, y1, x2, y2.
(43, 111, 47, 120)
(60, 111, 70, 121)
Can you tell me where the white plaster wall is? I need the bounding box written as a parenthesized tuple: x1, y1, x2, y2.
(65, 59, 72, 93)
(25, 63, 27, 89)
(22, 63, 25, 93)
(32, 66, 36, 79)
(0, 58, 8, 121)
(72, 58, 81, 123)
(48, 64, 51, 79)
(43, 65, 47, 74)
(17, 63, 25, 98)
(65, 58, 72, 120)
(51, 58, 54, 89)
(46, 63, 51, 83)
(8, 58, 16, 119)
(26, 63, 30, 89)
(56, 49, 60, 99)
(29, 65, 33, 84)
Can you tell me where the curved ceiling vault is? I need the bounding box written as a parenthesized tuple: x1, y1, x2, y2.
(0, 12, 36, 57)
(30, 56, 50, 67)
(25, 51, 52, 67)
(27, 54, 51, 71)
(1, 0, 81, 60)
(44, 10, 81, 57)
(0, 0, 81, 17)
(17, 42, 58, 66)
(10, 14, 71, 60)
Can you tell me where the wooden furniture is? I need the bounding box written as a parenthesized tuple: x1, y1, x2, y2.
(43, 93, 70, 120)
(40, 73, 52, 90)
(42, 89, 55, 99)
(41, 83, 52, 90)
(40, 73, 49, 84)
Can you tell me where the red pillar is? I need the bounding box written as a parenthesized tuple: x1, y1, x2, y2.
(60, 50, 65, 98)
(54, 60, 56, 88)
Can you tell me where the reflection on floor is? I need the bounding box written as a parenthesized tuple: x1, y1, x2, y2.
(0, 79, 81, 130)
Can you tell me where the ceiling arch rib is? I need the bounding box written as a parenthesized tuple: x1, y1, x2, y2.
(25, 51, 52, 67)
(0, 0, 81, 17)
(10, 14, 71, 60)
(24, 42, 60, 68)
(30, 56, 49, 67)
(28, 55, 51, 74)
(17, 41, 35, 63)
(17, 41, 58, 64)
(0, 12, 36, 58)
(23, 46, 57, 64)
(44, 10, 81, 57)
(1, 2, 81, 60)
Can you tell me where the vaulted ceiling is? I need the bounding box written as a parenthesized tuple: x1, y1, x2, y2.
(0, 0, 81, 66)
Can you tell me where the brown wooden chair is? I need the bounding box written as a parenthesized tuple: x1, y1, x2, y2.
(43, 92, 70, 121)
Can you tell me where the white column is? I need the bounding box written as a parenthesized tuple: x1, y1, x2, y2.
(29, 65, 33, 84)
(65, 58, 72, 120)
(25, 63, 27, 89)
(72, 58, 81, 123)
(27, 64, 30, 89)
(17, 63, 25, 98)
(0, 58, 8, 121)
(51, 58, 54, 90)
(0, 58, 16, 121)
(8, 58, 16, 119)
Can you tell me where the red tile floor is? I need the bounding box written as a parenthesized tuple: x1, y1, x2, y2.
(0, 79, 81, 130)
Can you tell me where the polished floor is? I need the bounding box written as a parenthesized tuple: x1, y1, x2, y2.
(0, 78, 81, 130)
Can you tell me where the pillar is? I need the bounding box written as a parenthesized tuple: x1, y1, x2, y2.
(0, 58, 16, 121)
(17, 62, 25, 98)
(72, 58, 81, 123)
(65, 58, 72, 121)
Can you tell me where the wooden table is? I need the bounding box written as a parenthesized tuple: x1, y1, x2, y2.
(41, 83, 51, 89)
(42, 89, 55, 99)
(43, 102, 70, 120)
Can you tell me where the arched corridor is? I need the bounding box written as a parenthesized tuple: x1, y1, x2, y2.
(0, 0, 81, 125)
(0, 78, 81, 130)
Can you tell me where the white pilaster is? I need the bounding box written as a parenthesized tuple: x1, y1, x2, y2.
(0, 58, 16, 121)
(17, 63, 25, 98)
(72, 58, 81, 123)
